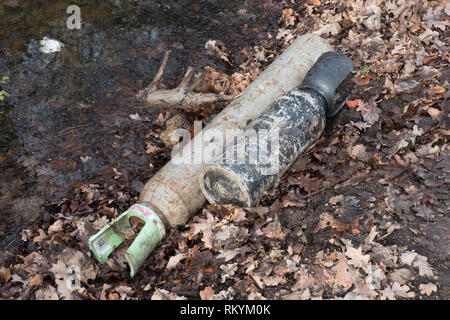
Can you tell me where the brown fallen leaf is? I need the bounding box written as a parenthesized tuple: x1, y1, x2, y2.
(263, 275, 286, 287)
(282, 289, 311, 300)
(50, 261, 74, 299)
(346, 99, 361, 108)
(354, 73, 371, 86)
(35, 285, 59, 300)
(108, 291, 120, 300)
(99, 284, 112, 300)
(33, 228, 48, 243)
(199, 286, 215, 300)
(345, 245, 371, 269)
(426, 107, 442, 120)
(128, 113, 141, 121)
(50, 159, 77, 170)
(3, 0, 20, 8)
(348, 144, 369, 162)
(48, 220, 64, 234)
(419, 283, 437, 296)
(412, 254, 434, 277)
(389, 268, 413, 285)
(0, 267, 11, 283)
(23, 252, 50, 274)
(151, 288, 187, 300)
(391, 282, 415, 299)
(332, 253, 353, 289)
(188, 210, 216, 248)
(115, 286, 134, 299)
(314, 212, 352, 233)
(0, 154, 7, 165)
(430, 85, 446, 95)
(422, 56, 438, 64)
(166, 253, 188, 270)
(295, 173, 322, 193)
(28, 274, 43, 288)
(261, 218, 285, 241)
(280, 8, 297, 26)
(356, 99, 381, 126)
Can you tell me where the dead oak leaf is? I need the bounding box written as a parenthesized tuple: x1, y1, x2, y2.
(348, 144, 369, 162)
(50, 248, 98, 299)
(28, 274, 43, 288)
(430, 85, 446, 95)
(400, 251, 417, 266)
(23, 252, 50, 274)
(50, 260, 74, 299)
(295, 173, 322, 193)
(412, 254, 434, 277)
(115, 286, 134, 299)
(3, 0, 20, 8)
(356, 99, 381, 126)
(220, 263, 238, 283)
(262, 275, 286, 287)
(48, 219, 64, 234)
(365, 264, 386, 290)
(188, 211, 217, 249)
(151, 289, 187, 300)
(261, 218, 285, 240)
(314, 213, 350, 233)
(345, 246, 371, 269)
(391, 281, 415, 299)
(214, 224, 250, 248)
(280, 8, 297, 26)
(419, 283, 437, 296)
(426, 107, 442, 121)
(282, 289, 311, 300)
(166, 253, 188, 270)
(292, 267, 316, 291)
(35, 285, 59, 300)
(331, 253, 354, 289)
(33, 228, 48, 243)
(199, 286, 215, 300)
(217, 246, 251, 262)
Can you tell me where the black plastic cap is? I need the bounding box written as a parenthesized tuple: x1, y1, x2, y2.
(300, 51, 354, 117)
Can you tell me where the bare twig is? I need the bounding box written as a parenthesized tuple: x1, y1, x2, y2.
(137, 50, 234, 110)
(148, 50, 171, 92)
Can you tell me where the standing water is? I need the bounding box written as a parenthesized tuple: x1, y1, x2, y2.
(0, 0, 284, 252)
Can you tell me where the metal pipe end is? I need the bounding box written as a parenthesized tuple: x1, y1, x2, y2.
(200, 165, 253, 207)
(88, 203, 166, 278)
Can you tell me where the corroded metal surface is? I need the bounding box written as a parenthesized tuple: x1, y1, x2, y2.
(200, 88, 326, 207)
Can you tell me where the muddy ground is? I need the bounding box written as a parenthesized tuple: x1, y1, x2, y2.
(0, 0, 448, 300)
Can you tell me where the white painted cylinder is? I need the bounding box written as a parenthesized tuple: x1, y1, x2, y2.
(139, 34, 333, 227)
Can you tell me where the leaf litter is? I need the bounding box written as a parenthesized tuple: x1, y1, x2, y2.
(0, 0, 448, 300)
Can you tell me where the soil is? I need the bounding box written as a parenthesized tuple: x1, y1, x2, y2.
(0, 0, 448, 300)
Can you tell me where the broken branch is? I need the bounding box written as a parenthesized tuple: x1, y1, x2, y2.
(137, 51, 234, 110)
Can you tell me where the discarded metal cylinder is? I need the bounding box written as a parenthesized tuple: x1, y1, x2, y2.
(199, 51, 354, 207)
(88, 34, 333, 277)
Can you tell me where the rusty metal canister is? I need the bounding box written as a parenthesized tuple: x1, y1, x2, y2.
(199, 51, 354, 207)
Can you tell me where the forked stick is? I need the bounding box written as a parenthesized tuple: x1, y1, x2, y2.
(137, 51, 234, 110)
